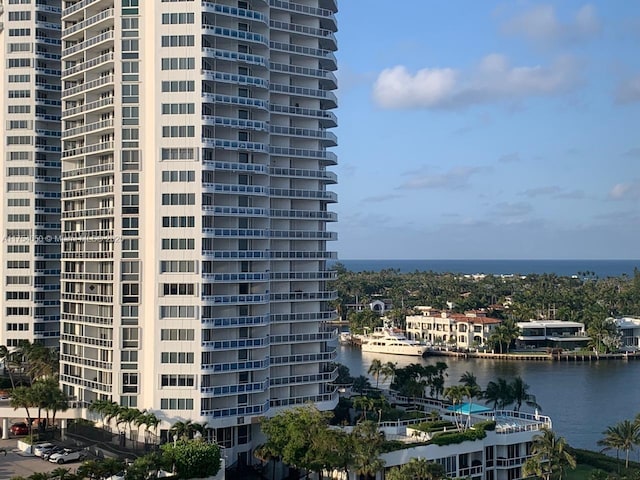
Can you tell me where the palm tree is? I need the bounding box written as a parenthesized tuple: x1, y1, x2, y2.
(510, 376, 540, 411)
(350, 421, 385, 480)
(0, 345, 17, 388)
(598, 420, 640, 469)
(523, 427, 576, 480)
(459, 371, 478, 389)
(49, 467, 71, 480)
(444, 385, 465, 429)
(351, 375, 372, 395)
(169, 419, 208, 441)
(117, 408, 143, 444)
(484, 378, 513, 410)
(10, 386, 35, 436)
(367, 359, 383, 388)
(380, 361, 397, 386)
(353, 395, 375, 422)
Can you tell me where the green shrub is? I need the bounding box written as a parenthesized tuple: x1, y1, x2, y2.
(429, 420, 495, 446)
(413, 420, 456, 433)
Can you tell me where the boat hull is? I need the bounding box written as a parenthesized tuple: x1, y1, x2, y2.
(361, 344, 428, 356)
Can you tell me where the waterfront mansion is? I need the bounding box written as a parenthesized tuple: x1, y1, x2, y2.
(406, 307, 501, 349)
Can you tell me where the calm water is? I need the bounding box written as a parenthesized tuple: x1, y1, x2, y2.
(332, 259, 640, 278)
(337, 345, 640, 454)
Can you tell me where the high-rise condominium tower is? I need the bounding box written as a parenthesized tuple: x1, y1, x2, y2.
(58, 0, 338, 464)
(0, 0, 62, 348)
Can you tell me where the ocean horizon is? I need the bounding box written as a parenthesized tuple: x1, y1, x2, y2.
(331, 259, 640, 278)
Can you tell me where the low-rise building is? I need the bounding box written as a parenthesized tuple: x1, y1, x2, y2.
(406, 307, 501, 349)
(613, 317, 640, 350)
(516, 321, 590, 350)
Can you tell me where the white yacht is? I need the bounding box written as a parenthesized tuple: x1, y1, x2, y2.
(361, 327, 429, 356)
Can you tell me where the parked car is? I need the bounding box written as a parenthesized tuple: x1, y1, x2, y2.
(33, 442, 55, 457)
(42, 446, 65, 460)
(10, 422, 29, 436)
(48, 448, 86, 464)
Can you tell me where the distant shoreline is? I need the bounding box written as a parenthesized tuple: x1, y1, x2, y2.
(331, 259, 640, 278)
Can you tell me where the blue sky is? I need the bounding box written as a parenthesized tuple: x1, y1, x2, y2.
(332, 1, 640, 260)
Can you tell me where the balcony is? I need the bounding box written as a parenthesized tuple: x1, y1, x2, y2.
(201, 115, 268, 132)
(202, 25, 268, 46)
(269, 146, 337, 164)
(63, 75, 114, 99)
(202, 47, 267, 67)
(201, 379, 269, 396)
(201, 315, 270, 328)
(269, 188, 337, 202)
(269, 230, 337, 240)
(201, 358, 269, 372)
(201, 337, 269, 350)
(270, 351, 337, 365)
(201, 400, 269, 419)
(63, 7, 114, 38)
(62, 30, 114, 58)
(201, 1, 268, 24)
(63, 118, 114, 139)
(201, 294, 270, 305)
(270, 291, 338, 302)
(269, 167, 337, 183)
(269, 209, 337, 221)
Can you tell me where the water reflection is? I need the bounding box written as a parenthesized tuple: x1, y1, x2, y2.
(337, 345, 640, 452)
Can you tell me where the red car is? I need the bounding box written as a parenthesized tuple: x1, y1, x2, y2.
(10, 422, 29, 436)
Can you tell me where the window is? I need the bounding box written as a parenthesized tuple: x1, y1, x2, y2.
(160, 352, 194, 363)
(161, 193, 195, 205)
(8, 58, 31, 68)
(161, 58, 195, 70)
(161, 148, 195, 160)
(160, 398, 194, 410)
(162, 126, 195, 138)
(161, 238, 195, 250)
(162, 283, 195, 296)
(161, 329, 195, 341)
(8, 11, 31, 21)
(162, 216, 195, 228)
(162, 171, 195, 182)
(122, 39, 139, 52)
(9, 28, 31, 36)
(9, 75, 30, 83)
(161, 81, 195, 92)
(161, 13, 195, 24)
(160, 305, 196, 319)
(8, 90, 30, 98)
(161, 103, 195, 115)
(160, 260, 195, 273)
(122, 373, 138, 394)
(8, 105, 31, 114)
(161, 374, 195, 387)
(161, 35, 195, 47)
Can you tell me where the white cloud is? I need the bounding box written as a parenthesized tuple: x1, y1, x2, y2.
(501, 4, 601, 46)
(614, 74, 640, 104)
(372, 55, 580, 110)
(609, 181, 640, 200)
(373, 66, 457, 109)
(399, 166, 490, 190)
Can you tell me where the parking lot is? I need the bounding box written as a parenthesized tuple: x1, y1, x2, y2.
(0, 438, 88, 480)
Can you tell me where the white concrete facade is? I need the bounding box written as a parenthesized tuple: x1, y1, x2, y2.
(58, 0, 338, 467)
(0, 0, 62, 348)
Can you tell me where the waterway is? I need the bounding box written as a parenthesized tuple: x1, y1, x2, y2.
(337, 345, 640, 454)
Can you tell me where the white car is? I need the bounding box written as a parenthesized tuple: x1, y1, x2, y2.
(33, 443, 55, 457)
(48, 448, 86, 464)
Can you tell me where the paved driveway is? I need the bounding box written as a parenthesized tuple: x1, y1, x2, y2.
(0, 438, 84, 480)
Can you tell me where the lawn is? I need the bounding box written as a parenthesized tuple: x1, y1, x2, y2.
(566, 464, 596, 480)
